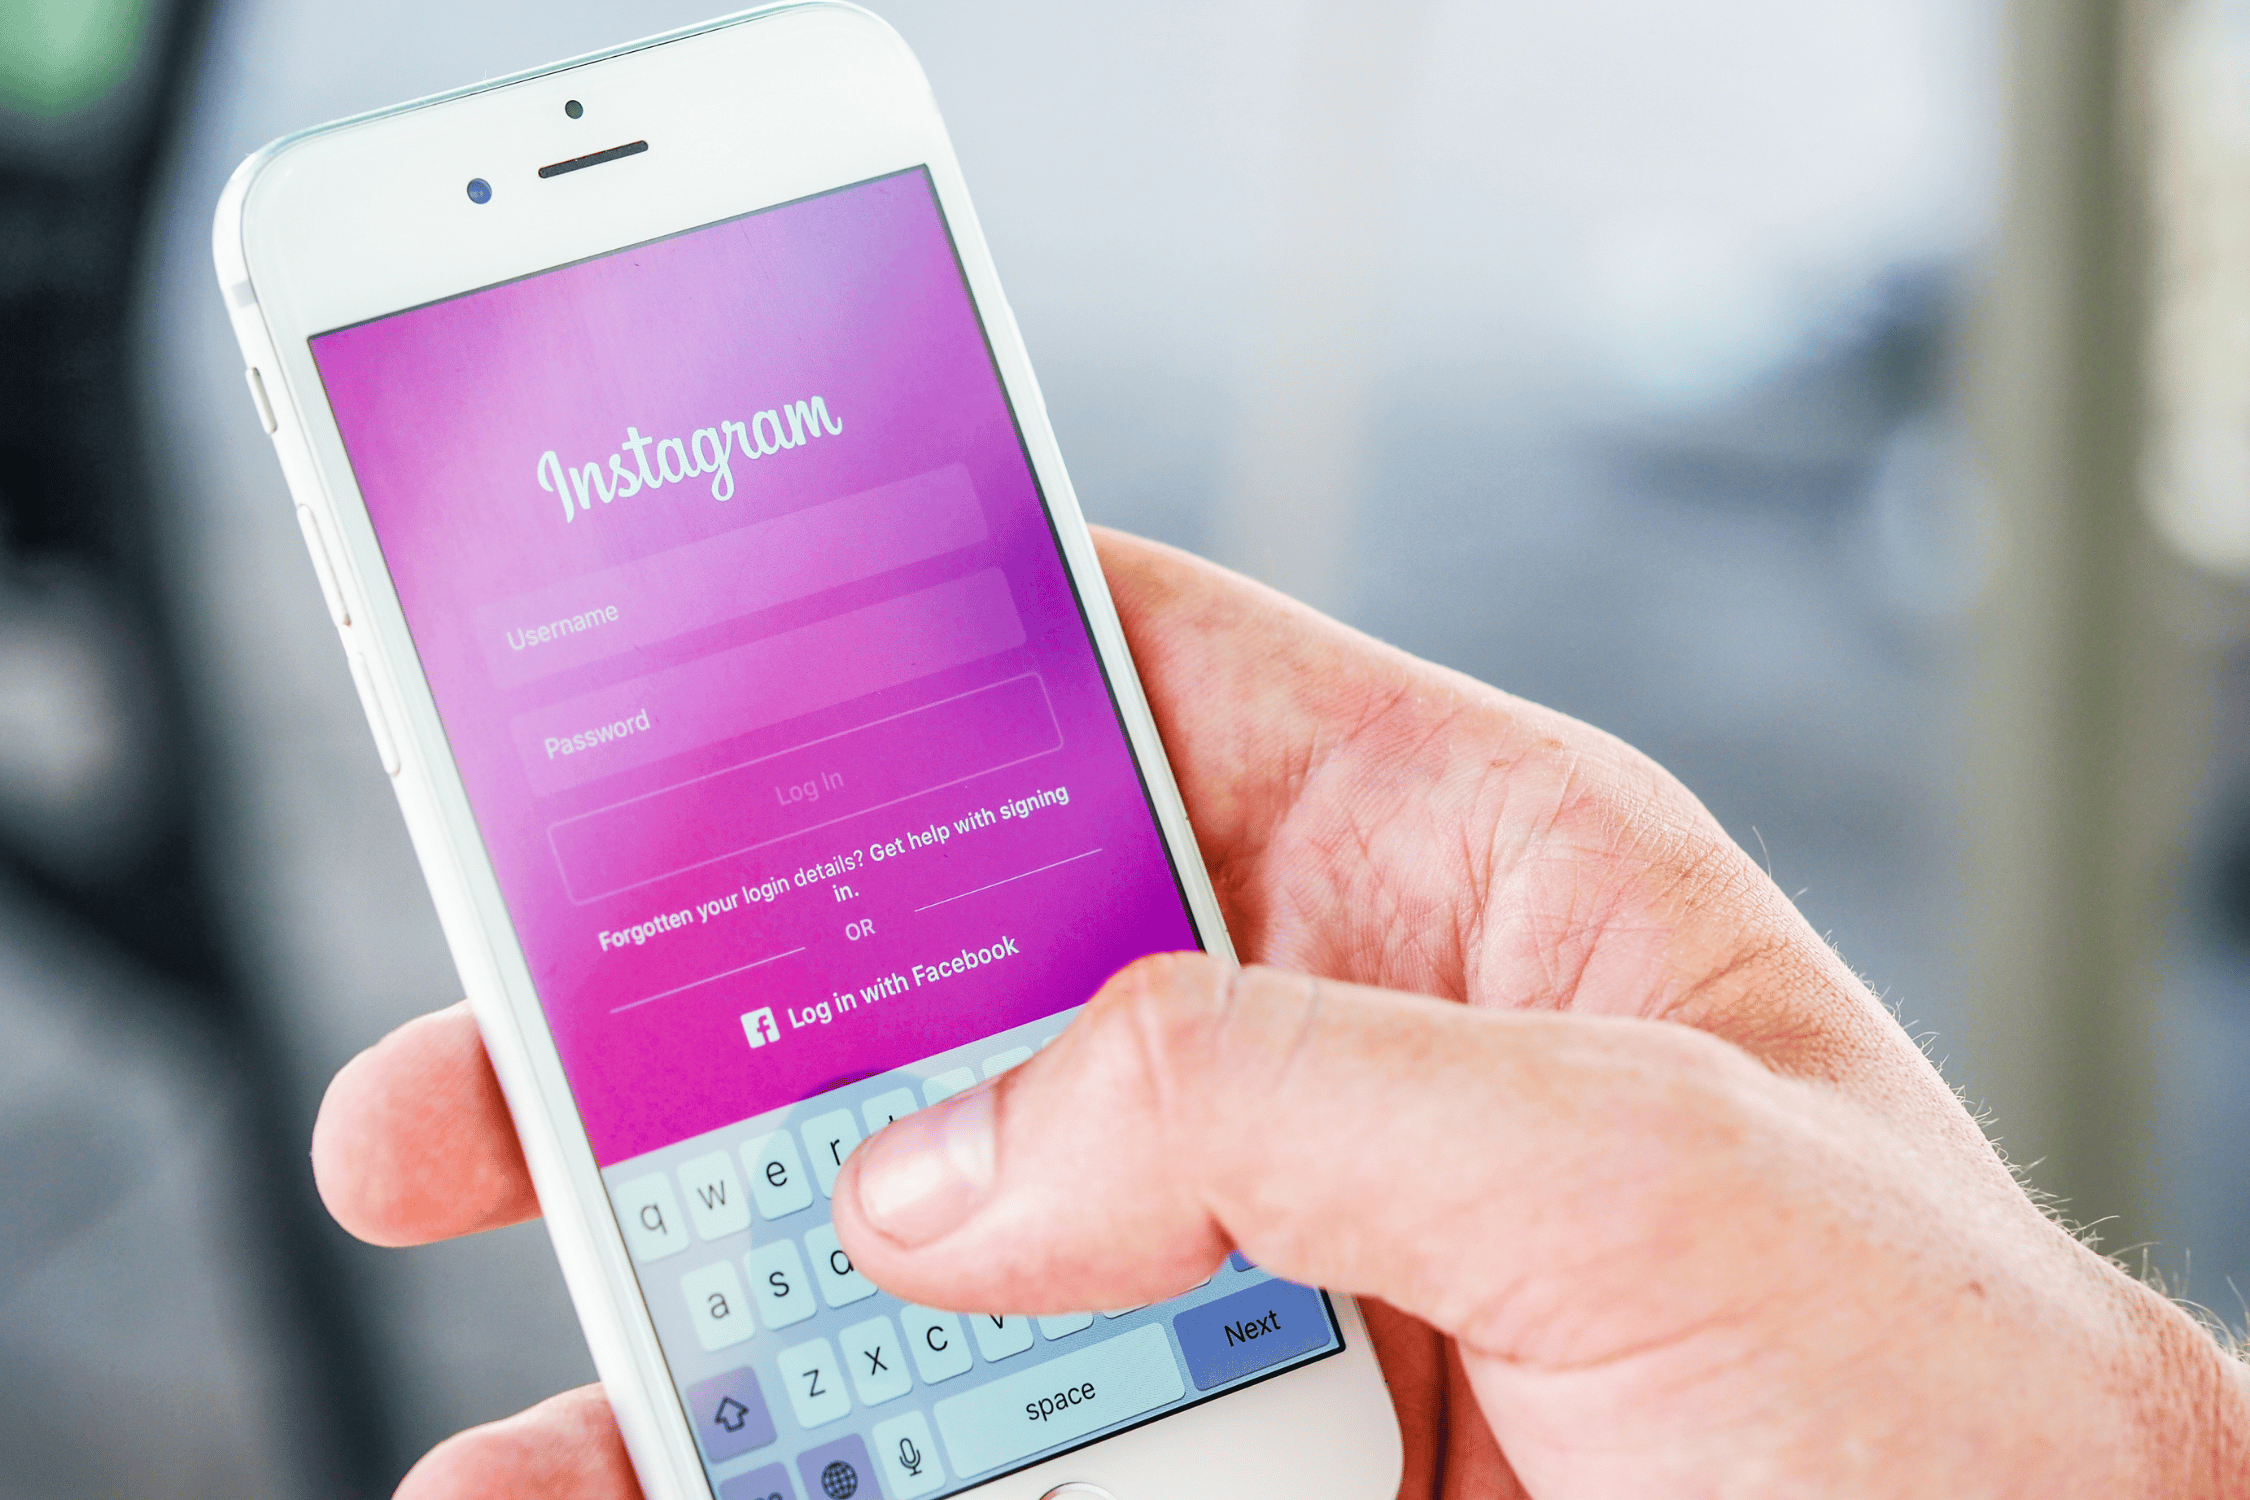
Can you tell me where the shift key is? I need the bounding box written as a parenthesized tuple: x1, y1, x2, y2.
(931, 1323, 1183, 1478)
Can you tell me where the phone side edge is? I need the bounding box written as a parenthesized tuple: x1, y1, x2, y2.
(214, 133, 719, 1500)
(906, 98, 1404, 1500)
(906, 150, 1239, 974)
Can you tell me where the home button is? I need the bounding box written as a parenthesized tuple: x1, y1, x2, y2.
(1039, 1486, 1117, 1500)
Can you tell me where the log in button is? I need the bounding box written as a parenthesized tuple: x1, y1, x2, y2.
(548, 672, 1060, 901)
(1169, 1278, 1334, 1391)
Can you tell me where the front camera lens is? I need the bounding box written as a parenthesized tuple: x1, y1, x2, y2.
(564, 99, 583, 119)
(466, 177, 492, 204)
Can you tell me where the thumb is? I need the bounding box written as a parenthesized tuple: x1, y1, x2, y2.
(830, 951, 1796, 1353)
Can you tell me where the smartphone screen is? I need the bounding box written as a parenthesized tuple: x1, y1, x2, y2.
(307, 167, 1342, 1500)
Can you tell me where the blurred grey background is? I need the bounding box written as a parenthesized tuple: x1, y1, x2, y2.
(2, 0, 2247, 1493)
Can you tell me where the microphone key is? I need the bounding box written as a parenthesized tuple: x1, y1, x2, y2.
(872, 1410, 946, 1498)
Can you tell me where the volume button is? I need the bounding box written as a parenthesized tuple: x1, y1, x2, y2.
(244, 366, 278, 433)
(295, 505, 350, 627)
(346, 650, 402, 776)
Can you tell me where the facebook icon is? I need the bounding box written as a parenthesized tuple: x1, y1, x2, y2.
(741, 1007, 780, 1049)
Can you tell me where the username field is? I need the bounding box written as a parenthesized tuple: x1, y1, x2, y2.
(477, 463, 985, 688)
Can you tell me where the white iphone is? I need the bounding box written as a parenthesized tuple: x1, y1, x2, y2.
(212, 7, 1401, 1500)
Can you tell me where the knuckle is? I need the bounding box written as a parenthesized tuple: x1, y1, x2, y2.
(1092, 949, 1231, 1036)
(1083, 950, 1236, 1127)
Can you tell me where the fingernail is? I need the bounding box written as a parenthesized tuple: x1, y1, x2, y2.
(855, 1086, 995, 1246)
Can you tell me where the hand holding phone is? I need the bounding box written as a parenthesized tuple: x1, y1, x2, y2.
(220, 9, 1396, 1500)
(325, 531, 2250, 1500)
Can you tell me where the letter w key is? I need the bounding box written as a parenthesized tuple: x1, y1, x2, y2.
(677, 1149, 750, 1238)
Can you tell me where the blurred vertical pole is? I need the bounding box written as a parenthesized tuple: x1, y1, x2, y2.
(1960, 0, 2207, 1249)
(1208, 0, 1431, 615)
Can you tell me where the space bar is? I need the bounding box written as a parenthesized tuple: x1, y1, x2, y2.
(931, 1324, 1184, 1478)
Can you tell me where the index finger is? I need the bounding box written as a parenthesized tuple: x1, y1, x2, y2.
(311, 1000, 542, 1246)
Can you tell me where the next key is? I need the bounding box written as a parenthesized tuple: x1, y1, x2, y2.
(1169, 1278, 1333, 1391)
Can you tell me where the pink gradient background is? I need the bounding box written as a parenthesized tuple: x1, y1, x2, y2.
(310, 170, 1199, 1164)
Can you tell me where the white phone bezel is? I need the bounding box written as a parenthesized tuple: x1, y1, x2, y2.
(214, 7, 1402, 1499)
